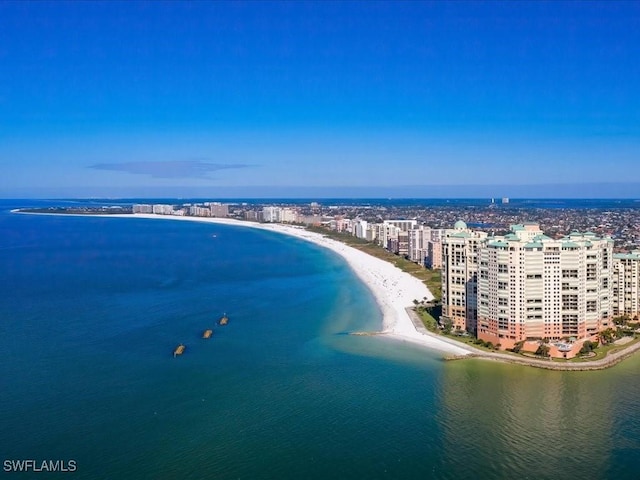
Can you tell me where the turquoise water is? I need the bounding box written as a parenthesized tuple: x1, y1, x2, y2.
(1, 206, 639, 479)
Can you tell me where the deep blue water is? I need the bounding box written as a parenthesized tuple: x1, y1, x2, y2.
(1, 202, 640, 479)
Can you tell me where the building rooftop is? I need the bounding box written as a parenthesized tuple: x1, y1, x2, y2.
(562, 241, 580, 248)
(487, 240, 509, 247)
(454, 220, 467, 230)
(449, 231, 471, 238)
(614, 252, 640, 260)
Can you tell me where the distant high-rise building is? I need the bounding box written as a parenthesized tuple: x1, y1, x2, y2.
(352, 219, 369, 239)
(612, 251, 640, 318)
(426, 240, 443, 269)
(133, 204, 153, 214)
(262, 206, 280, 222)
(209, 202, 229, 218)
(408, 226, 431, 264)
(153, 204, 175, 215)
(280, 208, 298, 223)
(441, 221, 488, 332)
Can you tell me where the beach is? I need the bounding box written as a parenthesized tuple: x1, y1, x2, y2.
(19, 209, 640, 368)
(109, 214, 471, 357)
(6, 204, 640, 480)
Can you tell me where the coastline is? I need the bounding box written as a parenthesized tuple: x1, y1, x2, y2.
(16, 209, 640, 369)
(405, 307, 640, 370)
(19, 211, 469, 357)
(123, 214, 472, 356)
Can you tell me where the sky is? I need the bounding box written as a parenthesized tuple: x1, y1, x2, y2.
(1, 1, 639, 198)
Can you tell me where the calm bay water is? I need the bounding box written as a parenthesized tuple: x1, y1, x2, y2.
(1, 203, 639, 479)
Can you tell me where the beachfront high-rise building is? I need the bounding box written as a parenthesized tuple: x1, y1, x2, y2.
(189, 205, 211, 217)
(442, 222, 615, 347)
(133, 204, 153, 214)
(612, 251, 640, 318)
(279, 208, 299, 223)
(471, 225, 614, 349)
(376, 222, 398, 250)
(441, 221, 488, 333)
(352, 219, 369, 240)
(334, 217, 352, 233)
(208, 202, 229, 218)
(262, 206, 280, 223)
(377, 220, 417, 252)
(365, 224, 378, 243)
(153, 204, 175, 215)
(383, 219, 418, 232)
(408, 226, 431, 264)
(426, 240, 443, 269)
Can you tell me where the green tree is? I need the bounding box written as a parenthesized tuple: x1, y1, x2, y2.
(598, 328, 616, 345)
(580, 341, 595, 354)
(535, 344, 550, 357)
(442, 318, 453, 334)
(614, 315, 630, 326)
(512, 341, 524, 353)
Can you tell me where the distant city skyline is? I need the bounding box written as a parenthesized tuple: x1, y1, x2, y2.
(1, 1, 639, 198)
(5, 182, 640, 200)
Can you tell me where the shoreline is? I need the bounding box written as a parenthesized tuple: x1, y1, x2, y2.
(405, 307, 640, 371)
(120, 214, 473, 356)
(13, 210, 470, 356)
(15, 209, 640, 369)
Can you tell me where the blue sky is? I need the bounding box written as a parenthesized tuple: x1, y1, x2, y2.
(1, 1, 639, 198)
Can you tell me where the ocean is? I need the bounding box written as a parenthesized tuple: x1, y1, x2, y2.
(1, 201, 639, 479)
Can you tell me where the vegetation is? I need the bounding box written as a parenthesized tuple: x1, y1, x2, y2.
(570, 336, 640, 362)
(415, 307, 439, 332)
(511, 340, 525, 353)
(306, 226, 443, 300)
(305, 225, 640, 365)
(614, 315, 630, 326)
(535, 344, 550, 357)
(18, 206, 133, 215)
(612, 315, 639, 337)
(579, 340, 597, 355)
(598, 328, 618, 345)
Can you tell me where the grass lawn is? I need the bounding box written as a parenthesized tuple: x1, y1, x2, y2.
(415, 308, 439, 332)
(568, 336, 640, 362)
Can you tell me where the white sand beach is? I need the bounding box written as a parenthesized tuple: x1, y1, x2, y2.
(117, 214, 470, 356)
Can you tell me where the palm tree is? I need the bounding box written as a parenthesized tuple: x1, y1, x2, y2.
(598, 328, 615, 345)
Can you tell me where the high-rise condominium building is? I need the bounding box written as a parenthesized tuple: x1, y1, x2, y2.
(612, 251, 640, 318)
(478, 226, 613, 348)
(446, 223, 614, 349)
(441, 221, 488, 333)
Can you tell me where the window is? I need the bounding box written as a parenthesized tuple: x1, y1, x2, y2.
(562, 269, 578, 278)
